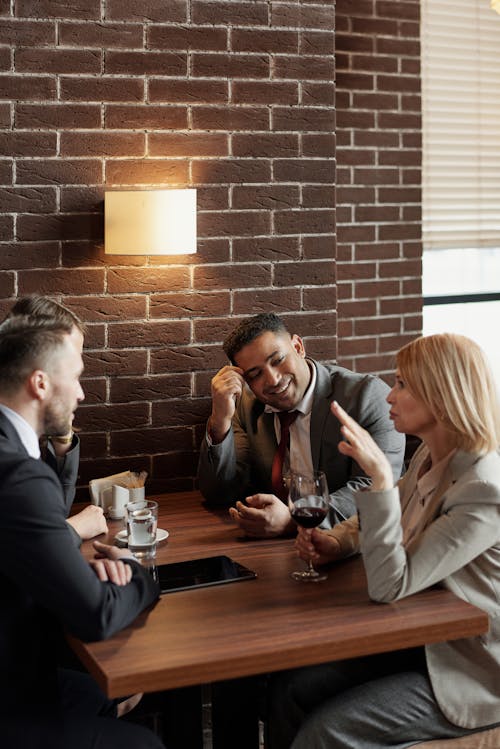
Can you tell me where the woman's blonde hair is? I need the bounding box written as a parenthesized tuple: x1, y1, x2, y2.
(396, 333, 500, 454)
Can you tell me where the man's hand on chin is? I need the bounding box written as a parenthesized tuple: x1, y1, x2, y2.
(228, 494, 296, 538)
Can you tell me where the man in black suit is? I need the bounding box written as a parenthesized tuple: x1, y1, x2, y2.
(4, 295, 107, 543)
(0, 315, 164, 749)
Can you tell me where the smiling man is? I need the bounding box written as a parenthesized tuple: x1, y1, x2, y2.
(198, 313, 405, 539)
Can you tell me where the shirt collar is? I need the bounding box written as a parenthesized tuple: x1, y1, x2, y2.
(416, 448, 456, 502)
(264, 359, 316, 416)
(0, 404, 41, 458)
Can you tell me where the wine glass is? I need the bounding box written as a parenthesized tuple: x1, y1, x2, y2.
(288, 471, 329, 582)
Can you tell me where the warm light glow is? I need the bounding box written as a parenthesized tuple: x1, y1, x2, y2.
(104, 189, 197, 255)
(492, 0, 500, 13)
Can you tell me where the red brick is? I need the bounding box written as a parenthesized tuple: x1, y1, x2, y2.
(232, 236, 300, 262)
(60, 241, 108, 268)
(77, 378, 106, 404)
(376, 36, 420, 57)
(151, 346, 223, 375)
(60, 131, 145, 157)
(192, 106, 269, 131)
(271, 4, 334, 29)
(302, 235, 336, 259)
(60, 187, 103, 213)
(106, 0, 187, 22)
(193, 316, 240, 344)
(105, 105, 187, 130)
(355, 242, 400, 261)
(148, 133, 228, 158)
(16, 103, 101, 129)
(193, 1, 268, 25)
(378, 112, 421, 129)
(351, 54, 398, 74)
(273, 107, 335, 132)
(105, 159, 188, 185)
(151, 396, 212, 427)
(303, 286, 337, 311)
(233, 288, 302, 315)
(0, 186, 56, 212)
(111, 427, 192, 456)
(302, 83, 335, 107)
(302, 184, 335, 208)
(149, 78, 227, 104)
(0, 271, 16, 296)
(148, 25, 227, 52)
(232, 185, 300, 210)
(150, 291, 230, 319)
(336, 32, 374, 54)
(196, 187, 230, 211)
(378, 74, 420, 94)
(105, 51, 187, 76)
(232, 133, 298, 158)
(192, 53, 269, 79)
(61, 76, 144, 102)
(194, 263, 271, 291)
(65, 294, 146, 322)
(0, 240, 60, 269)
(77, 402, 149, 431)
(0, 47, 10, 70)
(274, 56, 334, 82)
(16, 0, 100, 18)
(107, 267, 190, 294)
(193, 238, 230, 263)
(274, 209, 335, 235)
(353, 280, 400, 298)
(0, 103, 10, 126)
(336, 109, 375, 129)
(274, 260, 335, 287)
(18, 268, 104, 295)
(378, 224, 421, 242)
(198, 210, 271, 239)
(232, 81, 298, 105)
(82, 324, 105, 349)
(274, 159, 334, 183)
(192, 159, 271, 185)
(0, 75, 56, 100)
(16, 159, 102, 185)
(15, 48, 101, 74)
(302, 337, 337, 361)
(353, 167, 399, 185)
(302, 134, 335, 157)
(300, 31, 334, 56)
(0, 19, 55, 45)
(110, 374, 191, 402)
(17, 213, 101, 242)
(232, 29, 298, 54)
(59, 21, 143, 48)
(108, 320, 190, 348)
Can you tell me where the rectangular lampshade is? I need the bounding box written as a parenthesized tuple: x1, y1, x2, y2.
(104, 189, 197, 255)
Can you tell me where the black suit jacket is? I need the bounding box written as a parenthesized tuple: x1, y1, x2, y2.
(0, 411, 159, 716)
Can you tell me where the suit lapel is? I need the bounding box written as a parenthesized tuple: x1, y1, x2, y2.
(0, 409, 31, 456)
(310, 361, 335, 470)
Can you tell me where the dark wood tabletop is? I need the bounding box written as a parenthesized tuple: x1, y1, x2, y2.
(69, 491, 489, 699)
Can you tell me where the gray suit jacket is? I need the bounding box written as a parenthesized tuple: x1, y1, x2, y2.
(356, 445, 500, 729)
(198, 360, 405, 525)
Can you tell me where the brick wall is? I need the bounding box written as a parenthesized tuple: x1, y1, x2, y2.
(0, 0, 339, 496)
(335, 0, 422, 378)
(0, 0, 422, 497)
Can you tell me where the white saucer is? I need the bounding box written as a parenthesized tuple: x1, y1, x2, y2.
(114, 528, 169, 547)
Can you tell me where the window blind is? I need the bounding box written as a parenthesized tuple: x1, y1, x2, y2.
(421, 0, 500, 250)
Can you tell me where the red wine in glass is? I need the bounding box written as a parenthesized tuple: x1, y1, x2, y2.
(288, 471, 329, 582)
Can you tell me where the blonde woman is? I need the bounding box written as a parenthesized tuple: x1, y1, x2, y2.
(268, 334, 500, 749)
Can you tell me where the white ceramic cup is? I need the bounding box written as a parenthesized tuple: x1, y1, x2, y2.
(128, 486, 145, 502)
(107, 484, 129, 519)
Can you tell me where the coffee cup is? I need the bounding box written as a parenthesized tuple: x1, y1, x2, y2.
(107, 484, 130, 519)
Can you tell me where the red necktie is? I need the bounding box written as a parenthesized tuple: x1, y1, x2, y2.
(271, 410, 299, 502)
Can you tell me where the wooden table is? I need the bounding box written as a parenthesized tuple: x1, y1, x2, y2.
(70, 491, 489, 699)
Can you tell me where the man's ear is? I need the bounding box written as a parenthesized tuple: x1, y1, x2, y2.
(27, 369, 50, 402)
(291, 334, 306, 358)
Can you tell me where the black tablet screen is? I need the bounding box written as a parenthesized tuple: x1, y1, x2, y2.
(155, 555, 257, 594)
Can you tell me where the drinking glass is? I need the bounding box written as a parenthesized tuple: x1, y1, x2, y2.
(126, 499, 158, 562)
(288, 471, 329, 582)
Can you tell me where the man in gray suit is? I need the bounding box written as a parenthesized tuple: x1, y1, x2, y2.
(198, 313, 405, 539)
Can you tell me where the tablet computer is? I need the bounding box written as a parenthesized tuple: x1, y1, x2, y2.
(155, 555, 257, 594)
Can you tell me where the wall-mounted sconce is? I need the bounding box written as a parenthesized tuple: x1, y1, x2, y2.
(492, 0, 500, 14)
(104, 189, 197, 255)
